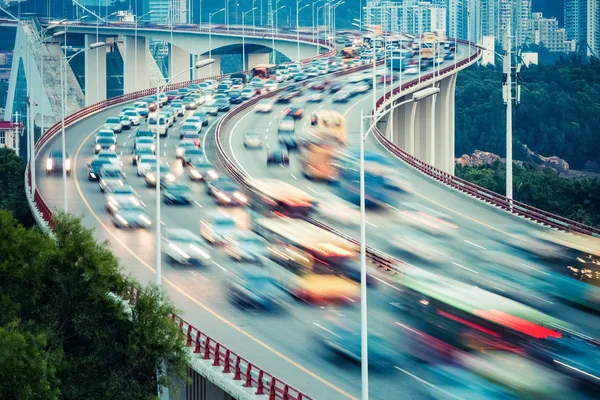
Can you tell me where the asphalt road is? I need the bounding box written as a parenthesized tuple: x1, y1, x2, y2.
(33, 42, 600, 400)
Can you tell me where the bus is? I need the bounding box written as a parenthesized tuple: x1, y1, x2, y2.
(251, 64, 277, 80)
(341, 47, 359, 61)
(309, 110, 346, 143)
(297, 127, 344, 181)
(386, 50, 412, 71)
(246, 178, 317, 217)
(252, 217, 360, 303)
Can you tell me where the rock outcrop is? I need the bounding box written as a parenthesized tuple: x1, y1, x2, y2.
(455, 145, 568, 174)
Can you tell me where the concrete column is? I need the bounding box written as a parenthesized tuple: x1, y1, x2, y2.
(247, 53, 270, 70)
(448, 74, 457, 175)
(123, 35, 149, 93)
(85, 34, 107, 105)
(171, 44, 191, 83)
(197, 55, 221, 78)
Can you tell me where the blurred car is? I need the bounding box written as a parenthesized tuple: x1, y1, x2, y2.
(122, 110, 141, 125)
(206, 177, 247, 206)
(170, 100, 185, 116)
(98, 164, 125, 193)
(278, 116, 295, 132)
(293, 73, 308, 82)
(243, 132, 263, 149)
(134, 128, 154, 143)
(204, 104, 219, 116)
(136, 154, 156, 176)
(131, 146, 153, 166)
(96, 150, 121, 166)
(230, 78, 244, 91)
(226, 266, 287, 310)
(182, 97, 197, 110)
(307, 92, 324, 102)
(147, 115, 168, 137)
(95, 129, 116, 141)
(316, 192, 360, 227)
(310, 81, 325, 91)
(313, 313, 395, 367)
(162, 228, 211, 265)
(182, 147, 204, 167)
(133, 102, 149, 117)
(333, 90, 351, 102)
(179, 122, 202, 138)
(215, 98, 231, 112)
(103, 116, 123, 133)
(191, 111, 210, 126)
(94, 136, 117, 154)
(144, 163, 175, 188)
(166, 89, 181, 101)
(134, 137, 156, 153)
(87, 158, 111, 181)
(240, 87, 256, 101)
(104, 186, 142, 214)
(405, 65, 419, 75)
(163, 182, 192, 204)
(283, 107, 304, 120)
(277, 133, 298, 150)
(119, 115, 132, 130)
(228, 90, 243, 104)
(254, 99, 273, 113)
(329, 81, 345, 93)
(200, 212, 239, 245)
(188, 158, 216, 182)
(264, 80, 278, 91)
(267, 149, 290, 166)
(112, 202, 152, 229)
(350, 82, 370, 95)
(176, 140, 198, 160)
(224, 232, 268, 263)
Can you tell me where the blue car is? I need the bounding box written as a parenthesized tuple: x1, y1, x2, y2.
(226, 266, 287, 310)
(162, 182, 192, 204)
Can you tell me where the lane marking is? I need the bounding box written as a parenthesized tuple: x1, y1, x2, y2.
(366, 221, 378, 228)
(72, 111, 357, 400)
(211, 261, 228, 272)
(194, 200, 203, 208)
(290, 174, 298, 180)
(394, 366, 463, 400)
(464, 240, 486, 250)
(306, 187, 317, 193)
(451, 261, 479, 274)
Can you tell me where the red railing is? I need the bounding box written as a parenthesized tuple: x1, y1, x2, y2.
(370, 46, 600, 237)
(26, 34, 334, 399)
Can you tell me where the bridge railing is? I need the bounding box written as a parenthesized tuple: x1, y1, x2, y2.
(26, 36, 335, 399)
(370, 45, 600, 238)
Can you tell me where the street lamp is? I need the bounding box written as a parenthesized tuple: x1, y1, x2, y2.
(58, 39, 106, 213)
(209, 9, 226, 75)
(242, 7, 257, 71)
(312, 0, 326, 47)
(296, 2, 309, 61)
(270, 5, 286, 64)
(358, 87, 439, 400)
(317, 3, 327, 56)
(155, 59, 215, 286)
(252, 0, 257, 34)
(331, 1, 344, 45)
(135, 11, 154, 92)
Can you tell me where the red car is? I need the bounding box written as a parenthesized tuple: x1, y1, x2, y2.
(377, 74, 398, 84)
(310, 81, 325, 91)
(283, 107, 304, 119)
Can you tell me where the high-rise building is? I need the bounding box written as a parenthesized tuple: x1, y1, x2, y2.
(363, 0, 446, 35)
(513, 0, 533, 46)
(534, 12, 571, 52)
(481, 0, 499, 38)
(564, 0, 600, 56)
(446, 0, 468, 40)
(467, 0, 482, 44)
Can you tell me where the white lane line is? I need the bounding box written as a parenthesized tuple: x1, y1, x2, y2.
(312, 323, 341, 338)
(119, 151, 123, 155)
(160, 220, 166, 226)
(366, 221, 378, 228)
(163, 151, 167, 157)
(451, 261, 479, 274)
(306, 186, 317, 193)
(290, 174, 298, 180)
(164, 142, 168, 147)
(123, 142, 127, 146)
(394, 366, 464, 400)
(268, 121, 272, 125)
(343, 296, 356, 303)
(464, 240, 486, 250)
(265, 128, 269, 132)
(127, 134, 132, 138)
(194, 200, 203, 208)
(211, 260, 228, 272)
(521, 263, 550, 275)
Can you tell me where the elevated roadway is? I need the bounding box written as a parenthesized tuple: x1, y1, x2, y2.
(31, 40, 600, 400)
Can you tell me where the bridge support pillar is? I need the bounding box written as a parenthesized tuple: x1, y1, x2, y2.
(438, 74, 457, 174)
(247, 53, 270, 70)
(123, 35, 149, 93)
(84, 34, 107, 105)
(171, 44, 191, 83)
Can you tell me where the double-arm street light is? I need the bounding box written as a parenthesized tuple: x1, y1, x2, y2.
(358, 87, 439, 400)
(312, 0, 326, 49)
(270, 4, 286, 64)
(155, 58, 215, 286)
(209, 9, 226, 75)
(242, 7, 257, 71)
(135, 11, 154, 93)
(296, 2, 309, 61)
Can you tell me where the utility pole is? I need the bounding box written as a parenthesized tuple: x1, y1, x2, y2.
(502, 20, 522, 202)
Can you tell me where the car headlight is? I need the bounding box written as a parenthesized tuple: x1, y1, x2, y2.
(115, 214, 128, 226)
(146, 174, 156, 182)
(138, 214, 152, 225)
(233, 192, 247, 203)
(90, 172, 96, 178)
(217, 192, 231, 202)
(189, 244, 210, 259)
(65, 159, 71, 171)
(176, 148, 183, 156)
(151, 144, 156, 151)
(46, 158, 53, 170)
(207, 170, 218, 179)
(169, 243, 190, 259)
(95, 144, 101, 150)
(109, 145, 116, 151)
(166, 173, 175, 182)
(190, 169, 202, 178)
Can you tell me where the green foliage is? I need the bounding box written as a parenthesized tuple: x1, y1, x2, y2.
(0, 212, 189, 399)
(456, 163, 600, 227)
(455, 56, 600, 170)
(0, 148, 34, 227)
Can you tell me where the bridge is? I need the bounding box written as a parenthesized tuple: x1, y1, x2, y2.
(14, 18, 600, 400)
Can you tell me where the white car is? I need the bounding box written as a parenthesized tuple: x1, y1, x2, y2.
(99, 164, 125, 193)
(274, 73, 286, 83)
(243, 133, 263, 149)
(404, 66, 419, 75)
(241, 88, 256, 100)
(123, 111, 141, 125)
(133, 102, 149, 116)
(103, 117, 123, 133)
(136, 154, 156, 176)
(162, 228, 211, 265)
(96, 150, 122, 166)
(254, 99, 273, 113)
(307, 92, 324, 102)
(264, 80, 278, 91)
(200, 212, 239, 245)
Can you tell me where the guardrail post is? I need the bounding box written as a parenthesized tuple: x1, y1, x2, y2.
(222, 349, 231, 373)
(186, 324, 193, 346)
(244, 364, 253, 388)
(233, 356, 242, 380)
(203, 337, 211, 360)
(213, 343, 221, 366)
(283, 385, 289, 400)
(255, 370, 264, 394)
(194, 334, 202, 353)
(268, 378, 277, 400)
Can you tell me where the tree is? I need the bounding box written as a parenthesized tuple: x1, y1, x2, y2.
(0, 211, 189, 399)
(0, 148, 34, 227)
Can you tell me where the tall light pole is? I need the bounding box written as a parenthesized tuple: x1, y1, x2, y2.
(331, 1, 344, 44)
(270, 5, 286, 64)
(58, 39, 106, 212)
(155, 59, 215, 286)
(252, 0, 257, 34)
(135, 11, 154, 93)
(209, 8, 225, 75)
(317, 4, 327, 55)
(296, 3, 309, 60)
(312, 0, 326, 47)
(242, 7, 257, 71)
(199, 0, 203, 29)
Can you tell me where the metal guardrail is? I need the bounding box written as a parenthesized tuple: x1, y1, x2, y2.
(25, 35, 335, 400)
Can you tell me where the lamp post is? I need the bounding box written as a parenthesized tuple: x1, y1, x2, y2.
(155, 59, 215, 286)
(331, 1, 344, 45)
(135, 11, 154, 92)
(199, 0, 203, 29)
(252, 0, 257, 34)
(296, 3, 309, 60)
(209, 9, 225, 75)
(270, 5, 286, 64)
(58, 40, 106, 212)
(317, 3, 328, 56)
(312, 0, 326, 47)
(357, 88, 438, 400)
(242, 7, 257, 71)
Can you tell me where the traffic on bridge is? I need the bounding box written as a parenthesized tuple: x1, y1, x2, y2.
(29, 25, 600, 400)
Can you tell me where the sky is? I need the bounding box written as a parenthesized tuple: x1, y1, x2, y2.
(532, 0, 564, 24)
